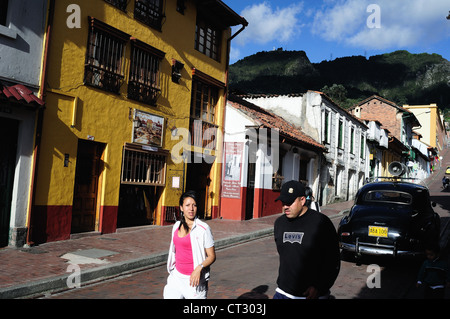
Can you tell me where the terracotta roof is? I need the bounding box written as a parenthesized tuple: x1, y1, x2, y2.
(0, 83, 45, 107)
(227, 94, 325, 152)
(350, 94, 420, 127)
(351, 94, 410, 113)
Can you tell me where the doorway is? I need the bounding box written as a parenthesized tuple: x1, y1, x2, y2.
(0, 117, 19, 247)
(71, 139, 105, 234)
(117, 185, 161, 227)
(185, 157, 213, 219)
(245, 161, 255, 220)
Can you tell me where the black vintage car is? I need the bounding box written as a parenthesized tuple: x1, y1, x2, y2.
(338, 180, 440, 259)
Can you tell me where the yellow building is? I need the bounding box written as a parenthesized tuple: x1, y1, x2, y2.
(403, 103, 446, 152)
(29, 0, 247, 244)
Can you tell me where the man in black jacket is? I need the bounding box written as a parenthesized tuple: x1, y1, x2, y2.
(273, 180, 340, 299)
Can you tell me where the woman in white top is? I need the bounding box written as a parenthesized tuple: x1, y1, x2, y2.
(163, 191, 216, 299)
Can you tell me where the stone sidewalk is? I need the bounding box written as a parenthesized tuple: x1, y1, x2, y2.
(0, 200, 352, 299)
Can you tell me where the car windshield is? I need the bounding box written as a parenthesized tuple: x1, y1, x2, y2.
(364, 190, 412, 205)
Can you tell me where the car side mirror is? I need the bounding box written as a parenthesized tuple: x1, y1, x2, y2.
(432, 202, 436, 207)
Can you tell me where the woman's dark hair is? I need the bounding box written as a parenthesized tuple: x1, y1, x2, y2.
(305, 186, 313, 207)
(178, 190, 197, 232)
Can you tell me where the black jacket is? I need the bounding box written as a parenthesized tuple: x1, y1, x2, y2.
(274, 209, 341, 296)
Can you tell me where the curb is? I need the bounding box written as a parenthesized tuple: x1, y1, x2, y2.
(0, 227, 275, 299)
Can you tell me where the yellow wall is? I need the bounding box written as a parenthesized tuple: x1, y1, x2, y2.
(36, 0, 232, 224)
(403, 103, 446, 150)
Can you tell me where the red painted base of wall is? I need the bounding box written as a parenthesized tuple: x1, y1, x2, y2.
(30, 205, 118, 244)
(30, 205, 72, 244)
(220, 187, 281, 220)
(99, 206, 118, 234)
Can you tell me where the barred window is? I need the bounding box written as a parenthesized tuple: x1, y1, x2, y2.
(121, 143, 167, 186)
(84, 17, 129, 94)
(195, 19, 221, 61)
(128, 39, 165, 106)
(134, 0, 164, 31)
(104, 0, 127, 11)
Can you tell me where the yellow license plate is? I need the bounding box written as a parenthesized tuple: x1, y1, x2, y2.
(368, 226, 388, 237)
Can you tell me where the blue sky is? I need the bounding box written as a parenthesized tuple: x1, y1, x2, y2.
(224, 0, 450, 64)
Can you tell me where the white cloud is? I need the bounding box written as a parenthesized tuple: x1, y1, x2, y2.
(234, 1, 304, 46)
(311, 0, 450, 50)
(312, 0, 366, 41)
(230, 46, 241, 63)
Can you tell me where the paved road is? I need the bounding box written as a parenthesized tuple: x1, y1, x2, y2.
(43, 157, 450, 300)
(42, 219, 448, 300)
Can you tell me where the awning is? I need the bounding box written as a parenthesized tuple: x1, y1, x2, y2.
(0, 82, 45, 108)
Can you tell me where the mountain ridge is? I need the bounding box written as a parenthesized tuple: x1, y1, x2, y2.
(228, 49, 450, 111)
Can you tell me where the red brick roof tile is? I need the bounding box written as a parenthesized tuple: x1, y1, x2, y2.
(0, 83, 44, 107)
(227, 94, 325, 152)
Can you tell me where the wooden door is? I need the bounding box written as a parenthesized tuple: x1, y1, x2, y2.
(186, 160, 212, 219)
(71, 140, 104, 233)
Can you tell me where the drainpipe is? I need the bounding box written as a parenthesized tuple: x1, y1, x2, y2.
(218, 20, 247, 219)
(26, 0, 54, 246)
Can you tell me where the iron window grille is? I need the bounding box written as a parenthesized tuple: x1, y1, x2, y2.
(164, 206, 179, 223)
(104, 0, 128, 11)
(121, 143, 167, 186)
(84, 17, 130, 94)
(128, 39, 165, 106)
(134, 0, 164, 31)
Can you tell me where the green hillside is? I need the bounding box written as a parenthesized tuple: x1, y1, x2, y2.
(228, 50, 450, 112)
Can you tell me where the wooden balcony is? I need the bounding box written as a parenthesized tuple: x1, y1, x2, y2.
(189, 118, 218, 150)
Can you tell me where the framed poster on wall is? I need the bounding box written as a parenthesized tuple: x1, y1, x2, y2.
(222, 142, 243, 198)
(133, 109, 164, 147)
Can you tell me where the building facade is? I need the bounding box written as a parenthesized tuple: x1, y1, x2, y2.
(221, 94, 324, 220)
(242, 91, 369, 206)
(351, 95, 422, 179)
(403, 103, 446, 172)
(0, 0, 47, 247)
(29, 0, 246, 244)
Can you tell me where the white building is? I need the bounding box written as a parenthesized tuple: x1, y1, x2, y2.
(220, 94, 325, 220)
(242, 90, 369, 205)
(0, 0, 47, 247)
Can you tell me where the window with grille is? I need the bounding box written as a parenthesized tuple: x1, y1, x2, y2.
(128, 39, 165, 106)
(134, 0, 164, 31)
(121, 143, 167, 186)
(104, 0, 127, 11)
(84, 17, 129, 94)
(195, 18, 221, 61)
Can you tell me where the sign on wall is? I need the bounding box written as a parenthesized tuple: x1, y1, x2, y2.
(133, 109, 164, 147)
(222, 142, 243, 198)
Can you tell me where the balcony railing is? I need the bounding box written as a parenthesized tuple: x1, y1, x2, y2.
(127, 80, 160, 106)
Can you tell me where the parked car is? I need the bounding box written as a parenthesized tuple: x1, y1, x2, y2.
(338, 180, 440, 260)
(446, 166, 450, 175)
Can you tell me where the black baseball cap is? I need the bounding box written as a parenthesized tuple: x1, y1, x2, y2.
(275, 180, 306, 205)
